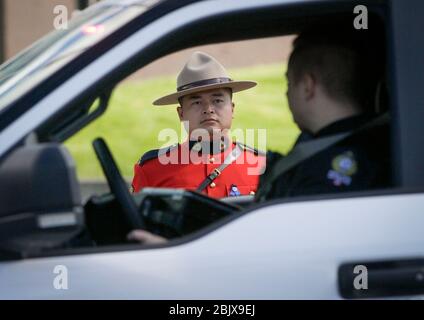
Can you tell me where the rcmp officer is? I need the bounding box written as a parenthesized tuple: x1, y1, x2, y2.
(131, 51, 266, 199)
(256, 28, 391, 201)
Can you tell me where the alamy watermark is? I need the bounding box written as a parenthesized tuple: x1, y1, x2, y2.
(54, 4, 370, 31)
(53, 265, 69, 290)
(155, 123, 267, 175)
(53, 5, 69, 30)
(53, 5, 85, 30)
(353, 5, 368, 30)
(353, 264, 368, 290)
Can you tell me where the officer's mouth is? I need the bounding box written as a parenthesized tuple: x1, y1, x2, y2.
(201, 118, 219, 124)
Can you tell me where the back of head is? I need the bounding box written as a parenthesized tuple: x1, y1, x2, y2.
(288, 25, 383, 112)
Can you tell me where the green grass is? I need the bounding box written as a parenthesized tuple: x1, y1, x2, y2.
(64, 63, 300, 180)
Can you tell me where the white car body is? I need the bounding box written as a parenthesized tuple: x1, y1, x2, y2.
(2, 193, 424, 299)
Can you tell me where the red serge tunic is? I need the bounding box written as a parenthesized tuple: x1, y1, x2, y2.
(132, 141, 266, 199)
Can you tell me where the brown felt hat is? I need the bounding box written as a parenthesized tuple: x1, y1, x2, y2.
(153, 51, 257, 105)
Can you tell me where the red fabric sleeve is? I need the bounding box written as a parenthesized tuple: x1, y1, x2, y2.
(131, 163, 150, 193)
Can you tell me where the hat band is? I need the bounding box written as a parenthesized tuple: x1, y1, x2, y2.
(177, 77, 232, 92)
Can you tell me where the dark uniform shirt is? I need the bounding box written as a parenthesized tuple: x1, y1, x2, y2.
(261, 114, 391, 199)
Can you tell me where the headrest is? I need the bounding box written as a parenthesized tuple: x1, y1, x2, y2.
(0, 144, 81, 217)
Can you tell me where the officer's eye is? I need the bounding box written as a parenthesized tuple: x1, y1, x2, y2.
(214, 99, 224, 104)
(191, 101, 201, 106)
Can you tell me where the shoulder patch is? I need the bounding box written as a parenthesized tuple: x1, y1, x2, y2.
(236, 142, 266, 156)
(326, 151, 358, 187)
(137, 144, 178, 166)
(331, 151, 357, 176)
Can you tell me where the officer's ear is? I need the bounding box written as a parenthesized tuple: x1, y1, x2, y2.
(303, 73, 316, 101)
(231, 102, 235, 118)
(177, 106, 183, 120)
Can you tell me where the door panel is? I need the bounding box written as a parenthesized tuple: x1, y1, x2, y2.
(1, 193, 424, 299)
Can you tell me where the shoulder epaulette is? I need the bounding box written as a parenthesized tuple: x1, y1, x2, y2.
(236, 142, 266, 156)
(137, 144, 178, 166)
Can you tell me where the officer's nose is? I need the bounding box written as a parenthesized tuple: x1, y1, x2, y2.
(202, 102, 215, 114)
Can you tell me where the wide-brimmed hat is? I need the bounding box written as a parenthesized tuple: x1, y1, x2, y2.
(153, 51, 257, 105)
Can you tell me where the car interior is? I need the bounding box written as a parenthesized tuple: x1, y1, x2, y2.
(0, 4, 392, 260)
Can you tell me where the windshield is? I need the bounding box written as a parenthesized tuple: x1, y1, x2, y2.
(0, 1, 154, 112)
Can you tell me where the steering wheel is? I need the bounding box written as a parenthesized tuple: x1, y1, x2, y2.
(92, 137, 145, 230)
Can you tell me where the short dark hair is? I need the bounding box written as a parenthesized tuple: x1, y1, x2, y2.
(178, 87, 233, 106)
(288, 28, 381, 109)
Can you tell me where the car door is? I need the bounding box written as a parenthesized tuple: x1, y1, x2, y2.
(1, 192, 424, 299)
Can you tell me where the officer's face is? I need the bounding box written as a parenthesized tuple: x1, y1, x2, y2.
(177, 88, 234, 139)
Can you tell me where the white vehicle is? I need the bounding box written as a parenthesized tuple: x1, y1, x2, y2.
(0, 0, 423, 299)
